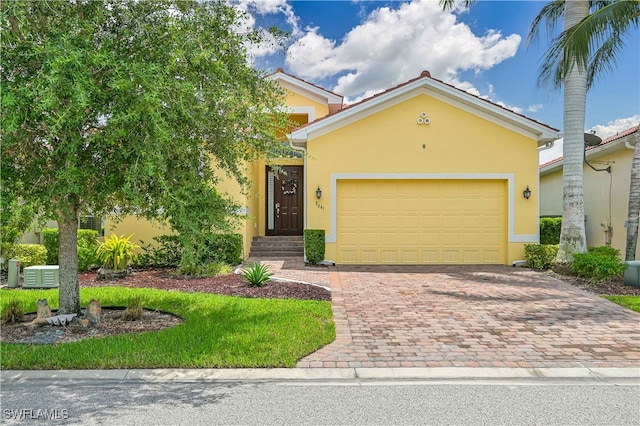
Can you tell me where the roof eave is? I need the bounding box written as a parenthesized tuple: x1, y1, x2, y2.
(290, 75, 559, 143)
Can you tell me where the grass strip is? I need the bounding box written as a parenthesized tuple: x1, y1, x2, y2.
(602, 295, 640, 313)
(0, 287, 334, 369)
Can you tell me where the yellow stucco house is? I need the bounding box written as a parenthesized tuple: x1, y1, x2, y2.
(540, 125, 639, 259)
(111, 69, 560, 265)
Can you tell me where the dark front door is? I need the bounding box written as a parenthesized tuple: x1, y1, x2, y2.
(266, 166, 303, 236)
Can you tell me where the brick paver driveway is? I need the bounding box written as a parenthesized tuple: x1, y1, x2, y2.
(277, 264, 640, 369)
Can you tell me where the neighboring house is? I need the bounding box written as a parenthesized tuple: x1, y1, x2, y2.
(110, 69, 559, 265)
(540, 125, 640, 260)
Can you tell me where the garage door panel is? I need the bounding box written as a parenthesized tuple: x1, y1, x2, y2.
(443, 250, 461, 263)
(381, 250, 398, 263)
(337, 180, 506, 264)
(380, 232, 398, 245)
(359, 232, 378, 245)
(401, 249, 419, 263)
(400, 231, 419, 245)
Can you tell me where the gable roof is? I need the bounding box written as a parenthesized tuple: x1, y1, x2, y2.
(268, 68, 344, 107)
(288, 70, 560, 146)
(540, 125, 640, 174)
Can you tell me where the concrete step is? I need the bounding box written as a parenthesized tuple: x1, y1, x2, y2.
(249, 236, 304, 257)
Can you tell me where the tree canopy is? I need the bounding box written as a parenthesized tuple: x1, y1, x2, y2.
(1, 0, 290, 313)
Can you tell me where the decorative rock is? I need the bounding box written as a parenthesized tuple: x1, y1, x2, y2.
(26, 299, 53, 330)
(84, 299, 101, 325)
(36, 299, 52, 320)
(97, 267, 131, 280)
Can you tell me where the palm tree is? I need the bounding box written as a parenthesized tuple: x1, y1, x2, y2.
(530, 1, 590, 263)
(440, 0, 639, 262)
(531, 0, 639, 261)
(627, 132, 640, 261)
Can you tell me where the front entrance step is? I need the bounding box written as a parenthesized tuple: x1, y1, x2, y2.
(249, 236, 304, 257)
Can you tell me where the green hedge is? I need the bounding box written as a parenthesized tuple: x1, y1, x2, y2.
(140, 233, 243, 271)
(524, 244, 559, 270)
(77, 229, 100, 272)
(14, 244, 47, 267)
(304, 229, 325, 265)
(200, 233, 243, 266)
(540, 217, 562, 245)
(41, 228, 100, 271)
(42, 228, 59, 264)
(571, 246, 625, 281)
(137, 235, 182, 268)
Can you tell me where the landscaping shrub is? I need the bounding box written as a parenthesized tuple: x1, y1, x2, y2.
(177, 260, 232, 277)
(571, 246, 625, 281)
(77, 230, 100, 272)
(138, 235, 182, 268)
(1, 299, 24, 324)
(241, 262, 273, 287)
(42, 228, 60, 264)
(137, 233, 241, 274)
(540, 217, 562, 245)
(0, 226, 22, 263)
(524, 244, 559, 270)
(14, 244, 47, 267)
(97, 234, 140, 271)
(304, 229, 325, 265)
(178, 232, 242, 275)
(201, 233, 243, 266)
(122, 296, 144, 321)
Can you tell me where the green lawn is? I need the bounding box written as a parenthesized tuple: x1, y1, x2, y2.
(602, 295, 640, 313)
(0, 287, 335, 370)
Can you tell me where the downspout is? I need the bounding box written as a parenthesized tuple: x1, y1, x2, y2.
(287, 137, 308, 261)
(538, 141, 556, 152)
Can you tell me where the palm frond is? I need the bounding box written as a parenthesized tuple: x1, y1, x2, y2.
(534, 0, 639, 89)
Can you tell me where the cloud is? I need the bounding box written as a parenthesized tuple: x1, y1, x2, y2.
(539, 115, 640, 165)
(589, 115, 640, 139)
(528, 103, 543, 113)
(285, 0, 520, 103)
(233, 0, 302, 60)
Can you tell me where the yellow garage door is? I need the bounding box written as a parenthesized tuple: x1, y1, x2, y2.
(337, 180, 506, 264)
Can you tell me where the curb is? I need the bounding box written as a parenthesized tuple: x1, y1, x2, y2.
(2, 367, 639, 383)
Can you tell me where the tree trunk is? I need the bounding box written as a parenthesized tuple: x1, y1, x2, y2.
(58, 209, 81, 314)
(556, 0, 590, 264)
(626, 133, 640, 261)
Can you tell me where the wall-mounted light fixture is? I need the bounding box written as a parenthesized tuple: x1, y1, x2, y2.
(316, 186, 322, 199)
(523, 185, 531, 200)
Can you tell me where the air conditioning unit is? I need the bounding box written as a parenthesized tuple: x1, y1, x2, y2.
(23, 265, 60, 288)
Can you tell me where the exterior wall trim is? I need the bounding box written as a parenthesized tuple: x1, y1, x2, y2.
(291, 77, 559, 145)
(272, 73, 343, 105)
(287, 106, 316, 122)
(327, 173, 537, 244)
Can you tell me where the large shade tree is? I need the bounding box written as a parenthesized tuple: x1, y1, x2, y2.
(1, 0, 290, 314)
(441, 0, 639, 262)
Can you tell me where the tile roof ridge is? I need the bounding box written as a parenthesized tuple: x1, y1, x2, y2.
(540, 124, 639, 169)
(294, 70, 559, 132)
(268, 68, 344, 102)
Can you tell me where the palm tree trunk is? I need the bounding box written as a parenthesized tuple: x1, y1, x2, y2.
(58, 208, 81, 314)
(556, 0, 590, 263)
(626, 133, 640, 260)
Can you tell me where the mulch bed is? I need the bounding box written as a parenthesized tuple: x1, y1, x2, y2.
(79, 268, 332, 301)
(547, 271, 640, 296)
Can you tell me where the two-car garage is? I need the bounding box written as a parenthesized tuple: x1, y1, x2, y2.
(336, 179, 507, 264)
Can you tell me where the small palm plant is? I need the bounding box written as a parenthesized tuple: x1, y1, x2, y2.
(97, 234, 140, 271)
(241, 262, 273, 287)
